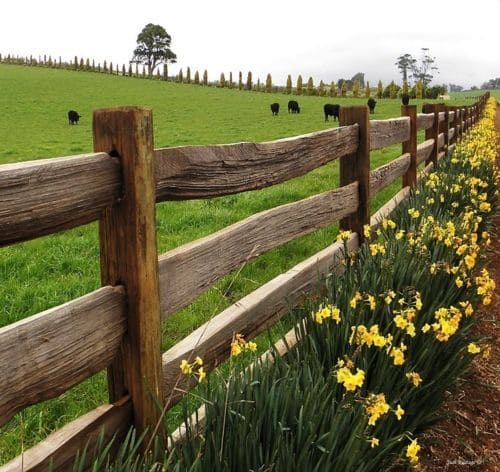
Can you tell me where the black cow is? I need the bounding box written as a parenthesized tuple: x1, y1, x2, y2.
(270, 103, 280, 116)
(68, 110, 81, 124)
(323, 103, 340, 121)
(367, 98, 377, 114)
(401, 94, 410, 106)
(287, 100, 300, 114)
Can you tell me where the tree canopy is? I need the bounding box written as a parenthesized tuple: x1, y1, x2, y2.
(395, 48, 438, 86)
(131, 23, 177, 76)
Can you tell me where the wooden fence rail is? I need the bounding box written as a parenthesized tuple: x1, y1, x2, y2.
(0, 92, 489, 470)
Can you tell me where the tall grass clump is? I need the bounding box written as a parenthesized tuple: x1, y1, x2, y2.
(82, 100, 497, 470)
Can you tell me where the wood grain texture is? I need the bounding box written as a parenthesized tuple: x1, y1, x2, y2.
(153, 125, 359, 201)
(438, 111, 446, 123)
(401, 106, 418, 188)
(1, 397, 132, 472)
(162, 234, 359, 409)
(437, 132, 445, 151)
(94, 107, 163, 436)
(416, 113, 434, 130)
(416, 139, 434, 165)
(448, 111, 455, 121)
(0, 153, 121, 247)
(448, 127, 456, 142)
(0, 286, 126, 427)
(369, 117, 410, 150)
(370, 153, 411, 196)
(339, 107, 370, 241)
(158, 182, 359, 317)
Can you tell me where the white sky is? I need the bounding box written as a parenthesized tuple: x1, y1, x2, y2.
(1, 0, 499, 89)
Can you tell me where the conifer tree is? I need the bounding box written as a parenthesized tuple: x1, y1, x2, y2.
(318, 80, 325, 96)
(286, 75, 292, 94)
(203, 69, 208, 85)
(186, 67, 191, 83)
(265, 73, 272, 92)
(330, 81, 337, 97)
(246, 71, 253, 91)
(306, 77, 314, 95)
(238, 71, 243, 90)
(163, 63, 168, 80)
(389, 80, 397, 99)
(296, 75, 303, 95)
(220, 72, 226, 87)
(416, 80, 423, 99)
(229, 72, 233, 88)
(194, 70, 200, 84)
(402, 80, 409, 96)
(122, 64, 126, 76)
(365, 81, 371, 98)
(341, 80, 347, 97)
(178, 68, 183, 83)
(103, 60, 108, 72)
(377, 80, 383, 99)
(74, 56, 78, 70)
(352, 79, 360, 97)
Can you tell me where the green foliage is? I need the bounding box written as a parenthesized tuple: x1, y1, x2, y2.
(306, 76, 314, 96)
(296, 75, 303, 95)
(318, 80, 325, 97)
(203, 69, 208, 86)
(238, 71, 243, 90)
(341, 80, 347, 97)
(416, 80, 424, 99)
(265, 73, 272, 93)
(246, 71, 252, 91)
(219, 72, 226, 88)
(377, 80, 383, 99)
(352, 79, 360, 98)
(178, 68, 183, 83)
(330, 81, 337, 97)
(131, 23, 177, 76)
(286, 74, 292, 94)
(186, 67, 191, 84)
(365, 81, 371, 98)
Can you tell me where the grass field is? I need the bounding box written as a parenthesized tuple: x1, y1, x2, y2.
(0, 63, 494, 464)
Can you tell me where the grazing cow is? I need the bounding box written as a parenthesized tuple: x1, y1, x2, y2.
(270, 103, 280, 116)
(287, 100, 300, 114)
(68, 110, 81, 125)
(323, 103, 340, 121)
(401, 94, 410, 106)
(367, 98, 377, 114)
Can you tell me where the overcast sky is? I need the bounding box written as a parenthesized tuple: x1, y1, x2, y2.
(1, 0, 499, 89)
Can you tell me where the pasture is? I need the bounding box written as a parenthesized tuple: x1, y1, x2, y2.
(0, 63, 490, 463)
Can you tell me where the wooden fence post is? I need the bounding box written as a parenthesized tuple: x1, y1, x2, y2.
(422, 103, 439, 165)
(449, 106, 457, 146)
(401, 105, 417, 188)
(339, 106, 370, 242)
(441, 104, 449, 153)
(93, 107, 162, 438)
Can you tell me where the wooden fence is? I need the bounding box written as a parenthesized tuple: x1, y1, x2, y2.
(0, 93, 489, 470)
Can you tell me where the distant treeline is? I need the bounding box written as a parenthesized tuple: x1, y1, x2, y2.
(0, 53, 449, 99)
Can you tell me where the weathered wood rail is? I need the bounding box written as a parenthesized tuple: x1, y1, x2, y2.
(0, 93, 489, 470)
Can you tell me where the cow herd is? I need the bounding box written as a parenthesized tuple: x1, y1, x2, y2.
(270, 99, 378, 120)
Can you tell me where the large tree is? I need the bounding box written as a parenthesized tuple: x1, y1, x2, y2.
(131, 23, 177, 76)
(410, 48, 438, 87)
(395, 54, 416, 83)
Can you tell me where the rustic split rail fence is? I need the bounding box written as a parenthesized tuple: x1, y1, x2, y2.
(0, 93, 489, 470)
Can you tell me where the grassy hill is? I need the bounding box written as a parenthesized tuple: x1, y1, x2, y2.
(0, 63, 490, 464)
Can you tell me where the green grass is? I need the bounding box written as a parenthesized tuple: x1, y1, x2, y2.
(0, 63, 484, 464)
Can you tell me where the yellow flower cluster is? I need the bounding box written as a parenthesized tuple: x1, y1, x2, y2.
(475, 268, 496, 305)
(406, 439, 421, 464)
(312, 304, 341, 324)
(336, 366, 365, 392)
(406, 371, 422, 387)
(365, 393, 390, 425)
(349, 324, 389, 348)
(180, 356, 206, 383)
(230, 333, 257, 357)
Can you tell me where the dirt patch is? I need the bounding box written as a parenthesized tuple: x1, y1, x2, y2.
(417, 106, 500, 471)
